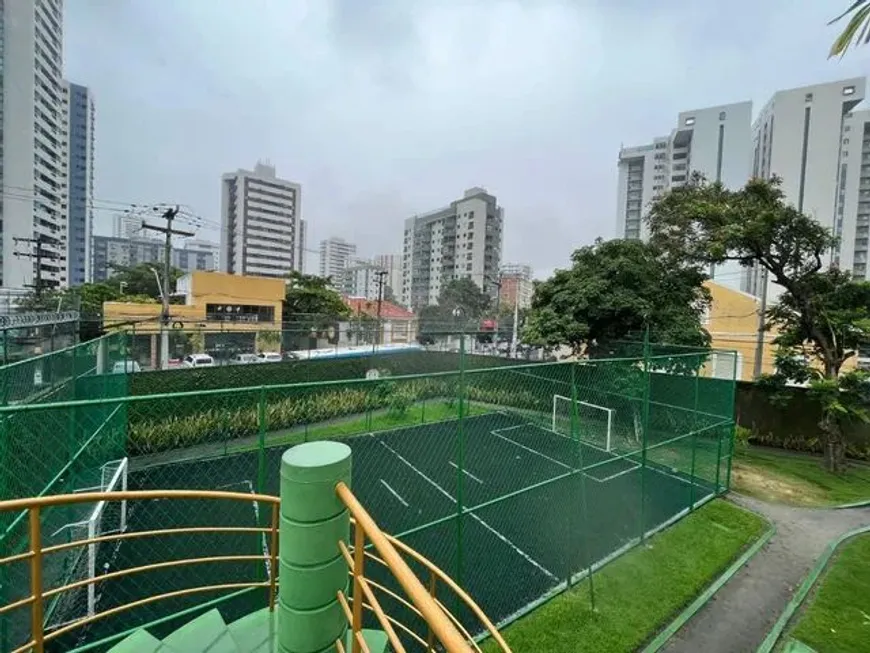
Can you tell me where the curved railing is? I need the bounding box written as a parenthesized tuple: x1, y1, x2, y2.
(0, 489, 280, 653)
(335, 482, 511, 653)
(0, 486, 510, 653)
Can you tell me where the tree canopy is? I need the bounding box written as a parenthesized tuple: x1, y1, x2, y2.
(523, 238, 711, 356)
(283, 270, 350, 326)
(647, 174, 870, 470)
(417, 278, 493, 338)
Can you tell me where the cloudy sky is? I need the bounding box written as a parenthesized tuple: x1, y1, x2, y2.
(65, 1, 870, 280)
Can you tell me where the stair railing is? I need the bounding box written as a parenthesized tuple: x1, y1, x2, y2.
(0, 489, 280, 653)
(335, 481, 511, 653)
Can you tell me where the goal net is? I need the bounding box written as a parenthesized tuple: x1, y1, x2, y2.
(46, 458, 128, 629)
(552, 394, 614, 453)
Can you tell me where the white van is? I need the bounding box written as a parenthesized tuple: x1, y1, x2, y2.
(112, 360, 142, 374)
(256, 352, 282, 363)
(183, 353, 215, 368)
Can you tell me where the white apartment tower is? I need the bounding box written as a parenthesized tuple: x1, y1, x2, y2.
(2, 0, 67, 291)
(220, 162, 303, 277)
(617, 102, 753, 244)
(401, 187, 503, 309)
(744, 78, 867, 296)
(319, 237, 357, 281)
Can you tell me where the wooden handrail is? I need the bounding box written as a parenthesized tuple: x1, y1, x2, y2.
(336, 481, 473, 653)
(0, 489, 280, 512)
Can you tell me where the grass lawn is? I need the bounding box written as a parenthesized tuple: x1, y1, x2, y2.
(731, 447, 870, 506)
(789, 534, 870, 653)
(483, 499, 767, 653)
(228, 400, 488, 453)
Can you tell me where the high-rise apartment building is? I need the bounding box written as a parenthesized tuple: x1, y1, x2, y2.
(319, 237, 356, 281)
(839, 109, 870, 280)
(2, 0, 67, 291)
(342, 260, 382, 301)
(743, 78, 867, 296)
(92, 236, 219, 282)
(373, 253, 402, 299)
(616, 102, 752, 243)
(220, 162, 303, 278)
(401, 187, 503, 309)
(499, 264, 534, 310)
(298, 219, 307, 273)
(63, 81, 94, 285)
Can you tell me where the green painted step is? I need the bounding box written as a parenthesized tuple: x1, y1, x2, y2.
(106, 628, 171, 653)
(228, 607, 276, 652)
(162, 608, 239, 653)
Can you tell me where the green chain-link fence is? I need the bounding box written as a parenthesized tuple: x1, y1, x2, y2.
(0, 336, 737, 652)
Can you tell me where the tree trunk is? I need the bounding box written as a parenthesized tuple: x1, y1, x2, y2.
(820, 413, 847, 473)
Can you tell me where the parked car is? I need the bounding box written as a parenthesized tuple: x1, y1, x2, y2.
(111, 360, 141, 374)
(256, 352, 283, 363)
(231, 353, 258, 365)
(183, 353, 215, 368)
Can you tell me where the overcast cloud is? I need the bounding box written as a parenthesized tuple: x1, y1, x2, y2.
(64, 0, 870, 280)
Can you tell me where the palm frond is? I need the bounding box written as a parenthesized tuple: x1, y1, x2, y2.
(829, 1, 870, 57)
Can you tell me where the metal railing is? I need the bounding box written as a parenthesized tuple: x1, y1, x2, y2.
(0, 485, 510, 653)
(335, 482, 511, 653)
(0, 489, 280, 653)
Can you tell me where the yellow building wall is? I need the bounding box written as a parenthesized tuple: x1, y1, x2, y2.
(705, 280, 777, 381)
(103, 271, 285, 334)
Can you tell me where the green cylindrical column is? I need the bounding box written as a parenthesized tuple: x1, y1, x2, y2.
(279, 441, 351, 653)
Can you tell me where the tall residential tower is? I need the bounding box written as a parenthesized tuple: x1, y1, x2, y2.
(401, 187, 503, 309)
(220, 162, 303, 277)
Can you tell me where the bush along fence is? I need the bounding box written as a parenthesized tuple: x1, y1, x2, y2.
(0, 340, 739, 651)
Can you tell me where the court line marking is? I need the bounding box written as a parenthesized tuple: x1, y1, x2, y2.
(217, 480, 270, 577)
(490, 427, 573, 472)
(380, 479, 409, 507)
(448, 461, 484, 484)
(586, 463, 642, 484)
(515, 422, 696, 487)
(375, 438, 559, 582)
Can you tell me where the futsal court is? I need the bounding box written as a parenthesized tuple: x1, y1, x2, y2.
(73, 406, 717, 644)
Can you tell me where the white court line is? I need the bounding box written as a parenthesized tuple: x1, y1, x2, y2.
(380, 479, 409, 507)
(448, 461, 484, 484)
(586, 463, 642, 484)
(491, 427, 574, 472)
(376, 439, 559, 583)
(217, 480, 270, 577)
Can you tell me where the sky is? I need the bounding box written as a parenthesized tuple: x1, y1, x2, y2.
(64, 0, 870, 281)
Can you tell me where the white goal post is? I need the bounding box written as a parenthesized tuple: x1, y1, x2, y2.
(552, 394, 615, 453)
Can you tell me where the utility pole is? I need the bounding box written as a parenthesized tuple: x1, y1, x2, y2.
(15, 235, 56, 302)
(752, 267, 770, 379)
(374, 270, 388, 346)
(510, 293, 520, 359)
(142, 206, 195, 369)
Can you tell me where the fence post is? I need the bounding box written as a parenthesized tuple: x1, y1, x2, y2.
(278, 441, 351, 653)
(570, 363, 595, 609)
(2, 327, 7, 366)
(257, 387, 267, 497)
(456, 331, 466, 588)
(689, 360, 700, 509)
(639, 326, 651, 542)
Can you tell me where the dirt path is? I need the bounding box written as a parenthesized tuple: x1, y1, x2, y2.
(661, 494, 870, 653)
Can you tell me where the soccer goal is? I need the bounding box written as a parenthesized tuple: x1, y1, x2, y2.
(48, 457, 129, 628)
(552, 394, 615, 453)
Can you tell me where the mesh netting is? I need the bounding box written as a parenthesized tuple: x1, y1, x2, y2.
(0, 336, 737, 651)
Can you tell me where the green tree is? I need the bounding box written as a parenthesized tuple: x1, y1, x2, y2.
(283, 271, 350, 320)
(523, 238, 711, 357)
(647, 175, 870, 470)
(105, 263, 185, 300)
(417, 278, 493, 338)
(829, 1, 870, 57)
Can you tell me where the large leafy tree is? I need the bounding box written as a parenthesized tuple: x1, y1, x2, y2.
(283, 271, 350, 325)
(523, 238, 711, 357)
(829, 1, 870, 57)
(105, 263, 185, 299)
(647, 175, 870, 470)
(418, 278, 493, 338)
